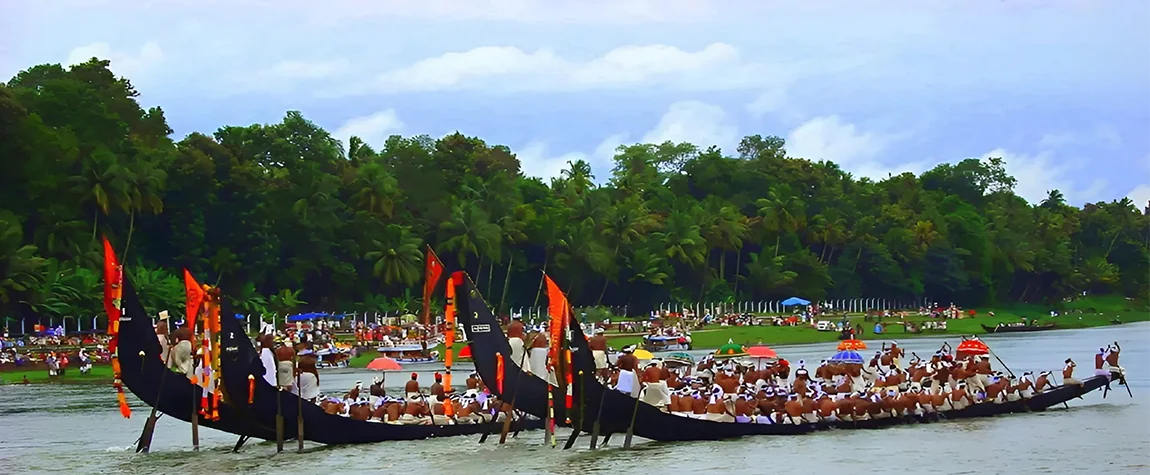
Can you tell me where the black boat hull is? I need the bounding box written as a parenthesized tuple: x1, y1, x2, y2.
(217, 297, 543, 445)
(117, 277, 275, 441)
(456, 277, 574, 427)
(982, 324, 1058, 333)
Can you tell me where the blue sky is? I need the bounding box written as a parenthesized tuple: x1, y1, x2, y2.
(5, 0, 1148, 206)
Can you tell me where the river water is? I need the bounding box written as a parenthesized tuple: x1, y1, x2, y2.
(1, 324, 1148, 475)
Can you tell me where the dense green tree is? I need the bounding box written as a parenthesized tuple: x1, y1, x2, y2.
(0, 58, 1146, 325)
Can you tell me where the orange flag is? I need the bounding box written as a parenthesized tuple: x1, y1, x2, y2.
(184, 270, 205, 330)
(101, 236, 130, 418)
(101, 237, 123, 349)
(421, 246, 445, 327)
(544, 274, 569, 369)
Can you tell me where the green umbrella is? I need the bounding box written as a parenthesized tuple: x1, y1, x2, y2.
(714, 340, 748, 359)
(665, 352, 694, 366)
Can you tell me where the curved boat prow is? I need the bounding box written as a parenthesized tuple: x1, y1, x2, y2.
(117, 276, 275, 443)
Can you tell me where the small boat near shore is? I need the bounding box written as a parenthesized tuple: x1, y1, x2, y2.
(981, 323, 1058, 334)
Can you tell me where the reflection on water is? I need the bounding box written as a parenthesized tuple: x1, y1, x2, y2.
(1, 324, 1148, 474)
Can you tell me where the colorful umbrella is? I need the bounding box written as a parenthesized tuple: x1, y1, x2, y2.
(665, 352, 694, 366)
(746, 346, 778, 359)
(632, 349, 655, 360)
(837, 339, 867, 351)
(366, 357, 403, 371)
(956, 338, 989, 358)
(714, 343, 748, 359)
(827, 350, 864, 365)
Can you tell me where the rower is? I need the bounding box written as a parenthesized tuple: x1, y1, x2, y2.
(506, 315, 526, 368)
(614, 345, 639, 396)
(295, 350, 321, 402)
(430, 372, 445, 398)
(640, 359, 671, 411)
(1035, 371, 1053, 392)
(405, 372, 422, 402)
(1104, 342, 1123, 376)
(465, 372, 480, 390)
(168, 327, 195, 378)
(1094, 348, 1108, 377)
(588, 328, 609, 379)
(370, 376, 386, 398)
(257, 335, 277, 386)
(527, 327, 549, 380)
(274, 340, 297, 392)
(706, 387, 734, 422)
(346, 380, 363, 400)
(1062, 358, 1083, 388)
(887, 341, 904, 369)
(155, 311, 171, 362)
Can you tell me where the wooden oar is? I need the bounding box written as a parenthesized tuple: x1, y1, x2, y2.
(136, 346, 175, 453)
(295, 361, 304, 453)
(622, 380, 646, 449)
(275, 386, 284, 453)
(563, 369, 583, 450)
(494, 347, 531, 444)
(589, 362, 618, 449)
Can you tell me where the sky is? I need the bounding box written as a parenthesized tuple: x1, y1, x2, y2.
(4, 0, 1149, 207)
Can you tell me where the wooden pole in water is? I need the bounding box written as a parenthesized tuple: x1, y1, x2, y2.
(623, 379, 645, 449)
(191, 382, 200, 450)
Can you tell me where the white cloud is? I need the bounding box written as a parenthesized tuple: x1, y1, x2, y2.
(65, 41, 164, 79)
(979, 148, 1108, 205)
(640, 101, 738, 151)
(336, 43, 780, 95)
(786, 115, 924, 181)
(332, 109, 405, 151)
(517, 135, 623, 183)
(1127, 184, 1150, 209)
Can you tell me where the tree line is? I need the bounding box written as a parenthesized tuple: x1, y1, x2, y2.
(1, 58, 1147, 326)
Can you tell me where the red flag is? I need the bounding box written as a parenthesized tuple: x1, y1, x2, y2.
(184, 270, 205, 330)
(421, 245, 445, 326)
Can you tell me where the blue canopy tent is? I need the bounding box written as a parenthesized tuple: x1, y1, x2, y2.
(286, 312, 347, 322)
(780, 297, 810, 307)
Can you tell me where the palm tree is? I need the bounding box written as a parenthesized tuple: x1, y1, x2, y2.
(439, 200, 501, 277)
(123, 161, 166, 258)
(755, 185, 806, 258)
(364, 224, 424, 287)
(595, 196, 659, 304)
(349, 161, 400, 218)
(70, 147, 131, 245)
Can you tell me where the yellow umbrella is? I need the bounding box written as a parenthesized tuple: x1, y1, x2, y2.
(632, 349, 655, 360)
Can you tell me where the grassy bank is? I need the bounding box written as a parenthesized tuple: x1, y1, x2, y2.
(607, 294, 1148, 349)
(0, 364, 113, 385)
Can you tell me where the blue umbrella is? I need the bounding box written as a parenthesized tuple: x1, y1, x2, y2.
(780, 297, 810, 306)
(828, 350, 864, 364)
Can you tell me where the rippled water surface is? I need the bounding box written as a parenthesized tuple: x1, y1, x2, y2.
(2, 324, 1148, 475)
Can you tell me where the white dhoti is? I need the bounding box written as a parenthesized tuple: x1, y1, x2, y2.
(615, 370, 636, 396)
(592, 350, 608, 370)
(1094, 368, 1111, 377)
(1005, 392, 1020, 402)
(755, 415, 772, 424)
(1020, 388, 1034, 399)
(1064, 376, 1082, 386)
(705, 412, 735, 423)
(276, 361, 295, 388)
(507, 337, 526, 367)
(527, 347, 548, 378)
(801, 413, 820, 423)
(157, 336, 170, 363)
(169, 340, 194, 377)
(641, 381, 671, 407)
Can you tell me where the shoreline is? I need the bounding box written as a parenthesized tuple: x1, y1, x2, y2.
(5, 316, 1144, 386)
